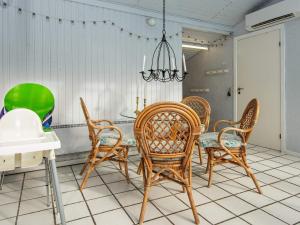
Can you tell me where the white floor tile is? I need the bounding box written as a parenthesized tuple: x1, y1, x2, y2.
(146, 186, 172, 200)
(82, 185, 111, 200)
(107, 180, 136, 194)
(167, 210, 207, 225)
(161, 181, 183, 194)
(67, 217, 94, 225)
(248, 162, 271, 172)
(176, 190, 211, 206)
(263, 202, 300, 224)
(255, 172, 280, 184)
(261, 185, 291, 201)
(19, 197, 51, 215)
(25, 170, 45, 179)
(87, 195, 120, 215)
(271, 181, 300, 195)
(18, 209, 55, 225)
(62, 190, 84, 205)
(277, 165, 300, 175)
(281, 196, 300, 212)
(0, 181, 22, 193)
(286, 176, 300, 186)
(144, 217, 173, 225)
(153, 196, 188, 215)
(259, 160, 282, 168)
(115, 190, 144, 207)
(21, 186, 47, 201)
(0, 191, 20, 205)
(216, 196, 256, 215)
(63, 202, 90, 222)
(218, 217, 249, 225)
(200, 172, 229, 183)
(77, 176, 103, 188)
(59, 180, 79, 193)
(0, 202, 18, 220)
(0, 217, 16, 225)
(101, 172, 126, 183)
(216, 180, 249, 194)
(237, 191, 275, 207)
(270, 157, 293, 165)
(233, 176, 264, 189)
(23, 177, 47, 189)
(264, 169, 294, 180)
(197, 185, 231, 200)
(241, 209, 286, 225)
(290, 162, 300, 169)
(197, 202, 234, 224)
(124, 202, 162, 224)
(218, 169, 244, 180)
(93, 208, 133, 225)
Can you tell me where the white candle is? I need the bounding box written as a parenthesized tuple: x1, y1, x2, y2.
(172, 58, 175, 70)
(144, 84, 147, 99)
(137, 84, 139, 97)
(183, 54, 187, 72)
(142, 55, 146, 71)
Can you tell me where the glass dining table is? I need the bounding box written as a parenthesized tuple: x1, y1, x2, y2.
(120, 110, 138, 120)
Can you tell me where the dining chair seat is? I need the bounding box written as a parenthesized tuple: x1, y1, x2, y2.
(200, 132, 242, 149)
(98, 133, 136, 147)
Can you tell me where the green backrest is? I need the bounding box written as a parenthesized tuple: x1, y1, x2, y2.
(4, 83, 55, 121)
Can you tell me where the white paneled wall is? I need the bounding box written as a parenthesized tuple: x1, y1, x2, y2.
(0, 0, 183, 125)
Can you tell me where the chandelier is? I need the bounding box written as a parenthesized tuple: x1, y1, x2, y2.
(140, 0, 188, 82)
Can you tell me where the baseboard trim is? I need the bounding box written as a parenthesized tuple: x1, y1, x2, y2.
(282, 149, 300, 157)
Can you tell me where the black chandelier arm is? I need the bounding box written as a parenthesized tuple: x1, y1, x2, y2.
(150, 39, 163, 69)
(165, 41, 178, 70)
(139, 0, 187, 83)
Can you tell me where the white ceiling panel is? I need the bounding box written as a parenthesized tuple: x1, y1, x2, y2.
(97, 0, 268, 26)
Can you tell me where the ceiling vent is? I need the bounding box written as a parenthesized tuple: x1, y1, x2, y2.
(245, 0, 300, 31)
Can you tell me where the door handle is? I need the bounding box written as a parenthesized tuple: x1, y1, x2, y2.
(237, 87, 244, 94)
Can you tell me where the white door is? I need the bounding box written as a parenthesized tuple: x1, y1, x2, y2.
(235, 29, 281, 150)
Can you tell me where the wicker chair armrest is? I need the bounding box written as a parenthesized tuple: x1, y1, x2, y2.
(91, 119, 114, 126)
(217, 127, 252, 146)
(213, 120, 240, 132)
(90, 123, 123, 148)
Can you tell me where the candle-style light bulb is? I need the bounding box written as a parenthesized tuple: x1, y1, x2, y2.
(182, 54, 187, 72)
(142, 55, 146, 72)
(172, 58, 175, 70)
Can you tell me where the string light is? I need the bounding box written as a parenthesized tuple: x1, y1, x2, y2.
(0, 2, 181, 42)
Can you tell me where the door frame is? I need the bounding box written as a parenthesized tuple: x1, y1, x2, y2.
(233, 24, 286, 151)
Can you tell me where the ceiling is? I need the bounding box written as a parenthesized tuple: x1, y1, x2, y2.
(98, 0, 268, 27)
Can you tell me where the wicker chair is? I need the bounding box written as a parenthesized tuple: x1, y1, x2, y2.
(182, 96, 211, 165)
(200, 98, 262, 193)
(134, 102, 201, 224)
(79, 97, 130, 191)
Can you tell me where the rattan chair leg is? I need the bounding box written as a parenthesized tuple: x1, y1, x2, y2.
(197, 143, 203, 165)
(249, 172, 262, 194)
(139, 170, 152, 225)
(208, 158, 214, 187)
(205, 152, 210, 174)
(80, 157, 90, 175)
(181, 171, 186, 193)
(185, 184, 200, 224)
(124, 160, 130, 184)
(137, 161, 142, 175)
(80, 163, 95, 191)
(241, 153, 250, 176)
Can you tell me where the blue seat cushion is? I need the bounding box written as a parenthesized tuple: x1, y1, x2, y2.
(200, 132, 242, 148)
(98, 133, 136, 147)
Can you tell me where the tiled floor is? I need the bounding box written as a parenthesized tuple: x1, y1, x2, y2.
(0, 145, 300, 225)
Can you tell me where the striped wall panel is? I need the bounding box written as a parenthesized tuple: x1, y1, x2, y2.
(0, 0, 183, 125)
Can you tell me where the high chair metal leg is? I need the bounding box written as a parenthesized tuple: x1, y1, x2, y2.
(0, 172, 5, 190)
